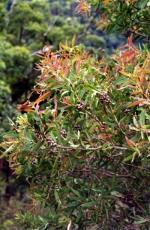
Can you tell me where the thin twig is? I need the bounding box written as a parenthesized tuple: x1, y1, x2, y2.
(57, 144, 127, 151)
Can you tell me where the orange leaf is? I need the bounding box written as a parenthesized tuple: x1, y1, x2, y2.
(98, 133, 112, 140)
(125, 136, 136, 148)
(33, 92, 50, 106)
(128, 99, 150, 107)
(75, 60, 81, 74)
(117, 35, 138, 64)
(75, 0, 90, 14)
(119, 49, 136, 64)
(103, 0, 110, 6)
(62, 97, 72, 106)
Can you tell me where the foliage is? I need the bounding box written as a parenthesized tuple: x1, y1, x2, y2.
(86, 0, 150, 39)
(2, 1, 150, 229)
(2, 40, 150, 229)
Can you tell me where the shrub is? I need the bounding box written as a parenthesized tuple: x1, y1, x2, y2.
(2, 40, 150, 229)
(2, 1, 150, 229)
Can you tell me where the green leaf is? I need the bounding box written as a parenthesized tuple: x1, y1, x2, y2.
(134, 217, 150, 224)
(81, 201, 96, 208)
(70, 188, 81, 198)
(137, 0, 149, 9)
(32, 141, 43, 152)
(139, 110, 145, 127)
(54, 190, 62, 206)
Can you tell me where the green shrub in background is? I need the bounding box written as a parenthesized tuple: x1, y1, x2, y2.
(1, 44, 33, 84)
(0, 80, 12, 132)
(0, 0, 50, 103)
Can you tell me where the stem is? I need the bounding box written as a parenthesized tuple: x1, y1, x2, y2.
(57, 144, 127, 151)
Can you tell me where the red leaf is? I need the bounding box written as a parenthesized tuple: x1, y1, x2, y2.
(17, 102, 34, 112)
(128, 99, 150, 107)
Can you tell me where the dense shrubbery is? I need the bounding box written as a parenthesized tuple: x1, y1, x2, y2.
(1, 0, 150, 229)
(2, 39, 150, 229)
